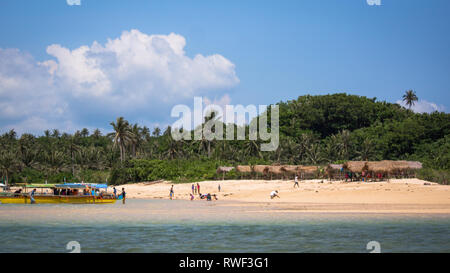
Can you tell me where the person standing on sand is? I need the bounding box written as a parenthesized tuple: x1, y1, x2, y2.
(30, 188, 37, 204)
(121, 188, 126, 204)
(197, 183, 200, 194)
(192, 184, 195, 195)
(169, 185, 174, 200)
(218, 184, 221, 192)
(113, 187, 117, 198)
(294, 175, 299, 188)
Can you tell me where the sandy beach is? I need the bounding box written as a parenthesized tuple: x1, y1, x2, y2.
(114, 178, 450, 214)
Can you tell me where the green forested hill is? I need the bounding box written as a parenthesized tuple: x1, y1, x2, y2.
(1, 93, 449, 185)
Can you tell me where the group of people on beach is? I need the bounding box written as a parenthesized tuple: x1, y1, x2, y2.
(167, 183, 220, 201)
(112, 187, 126, 204)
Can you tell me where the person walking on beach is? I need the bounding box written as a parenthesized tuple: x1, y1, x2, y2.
(169, 185, 174, 200)
(294, 175, 299, 188)
(121, 188, 126, 204)
(30, 188, 37, 204)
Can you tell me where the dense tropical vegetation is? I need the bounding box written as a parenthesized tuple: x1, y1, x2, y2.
(1, 93, 449, 186)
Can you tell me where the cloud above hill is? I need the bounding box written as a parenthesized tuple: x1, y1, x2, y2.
(0, 30, 239, 134)
(396, 99, 446, 113)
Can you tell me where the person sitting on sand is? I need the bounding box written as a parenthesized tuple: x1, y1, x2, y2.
(190, 193, 194, 201)
(270, 190, 280, 199)
(14, 189, 22, 197)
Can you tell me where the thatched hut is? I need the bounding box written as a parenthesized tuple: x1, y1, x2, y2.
(216, 166, 234, 180)
(366, 160, 394, 173)
(236, 165, 252, 173)
(216, 166, 234, 174)
(407, 161, 422, 170)
(236, 165, 252, 179)
(253, 165, 269, 176)
(326, 164, 343, 180)
(298, 166, 319, 179)
(281, 165, 300, 178)
(343, 161, 367, 173)
(267, 165, 283, 180)
(390, 161, 422, 178)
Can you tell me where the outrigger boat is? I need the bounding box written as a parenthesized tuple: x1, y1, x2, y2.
(0, 183, 117, 204)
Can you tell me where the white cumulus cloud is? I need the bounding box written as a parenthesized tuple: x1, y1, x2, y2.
(0, 30, 239, 134)
(396, 99, 445, 113)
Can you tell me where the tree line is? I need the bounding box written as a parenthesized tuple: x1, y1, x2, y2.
(0, 92, 448, 185)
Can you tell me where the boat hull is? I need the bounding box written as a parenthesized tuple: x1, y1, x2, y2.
(0, 195, 116, 204)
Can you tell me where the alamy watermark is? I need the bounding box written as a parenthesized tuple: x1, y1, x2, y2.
(170, 97, 279, 151)
(366, 0, 381, 6)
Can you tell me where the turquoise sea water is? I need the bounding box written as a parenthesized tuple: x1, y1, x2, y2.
(0, 199, 449, 253)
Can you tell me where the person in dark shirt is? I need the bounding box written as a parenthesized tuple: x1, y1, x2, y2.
(121, 188, 126, 204)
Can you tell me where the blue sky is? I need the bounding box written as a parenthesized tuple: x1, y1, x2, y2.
(0, 0, 449, 134)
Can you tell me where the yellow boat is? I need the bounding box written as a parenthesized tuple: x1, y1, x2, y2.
(0, 183, 117, 204)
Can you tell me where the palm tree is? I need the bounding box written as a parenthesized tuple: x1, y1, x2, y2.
(0, 149, 21, 187)
(336, 130, 352, 160)
(109, 117, 133, 163)
(91, 129, 102, 139)
(39, 150, 68, 181)
(402, 90, 418, 109)
(129, 124, 143, 158)
(356, 138, 375, 161)
(18, 134, 39, 168)
(63, 135, 81, 176)
(152, 127, 161, 137)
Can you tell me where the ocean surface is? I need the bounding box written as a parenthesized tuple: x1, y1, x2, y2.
(0, 199, 449, 253)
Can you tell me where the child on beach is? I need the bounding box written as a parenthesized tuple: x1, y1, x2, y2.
(294, 175, 299, 188)
(190, 193, 194, 201)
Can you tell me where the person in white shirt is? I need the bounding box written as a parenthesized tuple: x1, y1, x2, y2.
(270, 190, 280, 199)
(294, 175, 299, 188)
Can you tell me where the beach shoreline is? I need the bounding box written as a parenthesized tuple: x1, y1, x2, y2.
(112, 178, 450, 214)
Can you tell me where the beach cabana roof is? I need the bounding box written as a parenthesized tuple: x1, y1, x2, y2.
(17, 183, 60, 188)
(326, 164, 343, 171)
(343, 161, 367, 173)
(366, 161, 394, 173)
(299, 166, 319, 174)
(281, 165, 299, 174)
(267, 165, 283, 174)
(216, 166, 234, 174)
(390, 161, 411, 172)
(253, 165, 269, 174)
(236, 165, 252, 173)
(407, 161, 422, 169)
